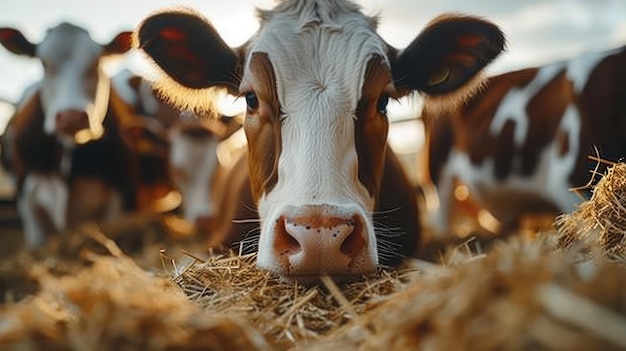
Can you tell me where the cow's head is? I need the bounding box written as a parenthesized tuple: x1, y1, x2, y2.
(111, 68, 243, 230)
(135, 1, 505, 280)
(0, 23, 131, 145)
(169, 114, 242, 232)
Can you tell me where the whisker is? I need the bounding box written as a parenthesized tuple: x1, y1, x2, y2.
(232, 226, 261, 254)
(374, 224, 403, 233)
(376, 238, 403, 249)
(231, 218, 262, 224)
(369, 206, 402, 216)
(237, 235, 260, 245)
(239, 202, 259, 213)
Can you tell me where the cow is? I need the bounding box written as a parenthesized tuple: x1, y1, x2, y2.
(424, 45, 626, 237)
(112, 69, 245, 240)
(133, 0, 505, 281)
(0, 23, 173, 248)
(168, 114, 243, 236)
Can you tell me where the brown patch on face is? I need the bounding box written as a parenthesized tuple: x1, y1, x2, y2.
(244, 53, 282, 202)
(9, 91, 63, 181)
(355, 55, 391, 197)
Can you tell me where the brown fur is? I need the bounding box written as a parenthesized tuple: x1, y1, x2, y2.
(244, 53, 281, 202)
(425, 46, 626, 231)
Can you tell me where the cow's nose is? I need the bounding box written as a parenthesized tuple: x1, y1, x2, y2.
(55, 110, 90, 135)
(273, 207, 368, 276)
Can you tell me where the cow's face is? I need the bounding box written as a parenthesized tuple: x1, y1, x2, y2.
(136, 2, 505, 280)
(169, 115, 241, 230)
(0, 24, 131, 144)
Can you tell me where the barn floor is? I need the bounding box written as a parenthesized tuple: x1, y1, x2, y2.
(0, 164, 625, 350)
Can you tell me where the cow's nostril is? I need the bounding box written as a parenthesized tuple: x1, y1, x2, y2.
(274, 217, 301, 255)
(339, 216, 365, 258)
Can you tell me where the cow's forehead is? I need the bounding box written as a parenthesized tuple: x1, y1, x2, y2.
(243, 0, 389, 106)
(36, 23, 102, 65)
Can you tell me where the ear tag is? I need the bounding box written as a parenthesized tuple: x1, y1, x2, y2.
(428, 67, 450, 86)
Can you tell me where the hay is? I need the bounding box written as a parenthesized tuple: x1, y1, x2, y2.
(299, 238, 626, 351)
(0, 233, 272, 351)
(2, 165, 626, 350)
(172, 251, 419, 349)
(557, 163, 626, 259)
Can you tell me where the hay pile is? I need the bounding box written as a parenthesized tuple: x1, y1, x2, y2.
(302, 238, 626, 350)
(2, 165, 626, 350)
(557, 163, 626, 259)
(172, 252, 418, 349)
(0, 233, 271, 351)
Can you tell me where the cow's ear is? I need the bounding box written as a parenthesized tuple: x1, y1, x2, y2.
(0, 28, 36, 57)
(103, 31, 133, 55)
(135, 10, 240, 91)
(391, 15, 505, 95)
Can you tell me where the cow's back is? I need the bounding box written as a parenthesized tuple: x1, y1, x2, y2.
(578, 47, 626, 176)
(424, 46, 626, 235)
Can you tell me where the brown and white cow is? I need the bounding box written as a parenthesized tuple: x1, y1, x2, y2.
(168, 114, 243, 234)
(425, 46, 626, 236)
(134, 1, 505, 281)
(112, 69, 244, 239)
(0, 23, 174, 248)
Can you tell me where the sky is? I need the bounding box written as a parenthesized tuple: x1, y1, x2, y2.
(0, 0, 625, 124)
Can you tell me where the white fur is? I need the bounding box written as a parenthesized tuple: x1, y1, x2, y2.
(35, 23, 107, 141)
(169, 128, 221, 223)
(18, 174, 68, 248)
(242, 0, 386, 273)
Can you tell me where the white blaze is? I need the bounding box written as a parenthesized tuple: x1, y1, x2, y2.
(241, 0, 389, 271)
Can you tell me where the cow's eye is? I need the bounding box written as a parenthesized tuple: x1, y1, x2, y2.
(245, 92, 259, 110)
(377, 95, 389, 114)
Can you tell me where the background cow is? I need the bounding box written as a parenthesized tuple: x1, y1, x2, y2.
(425, 45, 626, 236)
(134, 0, 505, 281)
(0, 23, 173, 248)
(112, 69, 245, 242)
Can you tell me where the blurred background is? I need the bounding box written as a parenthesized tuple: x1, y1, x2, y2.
(0, 0, 625, 188)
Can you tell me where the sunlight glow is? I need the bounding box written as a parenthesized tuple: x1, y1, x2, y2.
(478, 210, 501, 234)
(454, 185, 470, 202)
